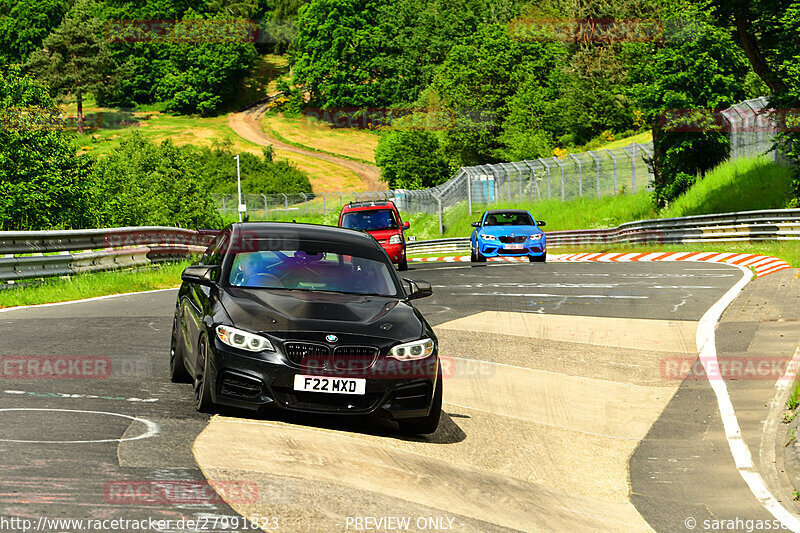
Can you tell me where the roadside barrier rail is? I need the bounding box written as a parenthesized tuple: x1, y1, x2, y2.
(2, 209, 798, 284)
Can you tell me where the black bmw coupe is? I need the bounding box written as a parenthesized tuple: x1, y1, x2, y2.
(170, 222, 442, 434)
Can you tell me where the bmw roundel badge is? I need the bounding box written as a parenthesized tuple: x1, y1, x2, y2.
(326, 335, 338, 343)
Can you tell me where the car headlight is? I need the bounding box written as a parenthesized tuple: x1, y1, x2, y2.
(389, 234, 402, 245)
(389, 338, 435, 361)
(479, 233, 497, 241)
(528, 233, 543, 240)
(215, 325, 274, 352)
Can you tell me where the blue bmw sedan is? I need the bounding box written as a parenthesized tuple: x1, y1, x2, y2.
(470, 209, 547, 263)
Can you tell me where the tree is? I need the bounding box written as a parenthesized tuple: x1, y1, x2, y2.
(701, 0, 800, 205)
(89, 133, 223, 228)
(0, 0, 68, 64)
(0, 66, 94, 230)
(25, 0, 114, 134)
(626, 0, 751, 207)
(375, 130, 451, 189)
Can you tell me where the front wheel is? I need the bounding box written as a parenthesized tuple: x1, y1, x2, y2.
(398, 256, 408, 271)
(194, 336, 214, 413)
(397, 368, 442, 435)
(529, 252, 547, 263)
(170, 316, 191, 383)
(471, 243, 486, 263)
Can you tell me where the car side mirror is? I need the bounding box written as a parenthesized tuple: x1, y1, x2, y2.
(537, 221, 546, 227)
(471, 222, 480, 228)
(403, 278, 433, 300)
(403, 221, 410, 230)
(182, 265, 219, 286)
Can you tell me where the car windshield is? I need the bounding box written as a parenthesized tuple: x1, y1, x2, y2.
(484, 213, 534, 226)
(227, 245, 399, 297)
(341, 209, 398, 231)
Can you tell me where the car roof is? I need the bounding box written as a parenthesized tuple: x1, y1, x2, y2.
(232, 222, 381, 249)
(342, 200, 397, 212)
(484, 209, 532, 215)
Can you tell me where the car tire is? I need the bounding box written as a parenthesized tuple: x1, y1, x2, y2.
(194, 336, 214, 413)
(397, 367, 442, 435)
(473, 245, 486, 263)
(170, 316, 191, 383)
(398, 256, 408, 271)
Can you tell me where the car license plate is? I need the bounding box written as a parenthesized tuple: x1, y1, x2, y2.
(293, 375, 366, 395)
(504, 243, 524, 250)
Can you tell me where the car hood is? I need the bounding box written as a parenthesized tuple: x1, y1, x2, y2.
(219, 287, 424, 342)
(477, 225, 543, 236)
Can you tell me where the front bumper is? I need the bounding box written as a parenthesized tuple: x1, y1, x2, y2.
(477, 240, 546, 257)
(380, 242, 405, 264)
(206, 338, 438, 421)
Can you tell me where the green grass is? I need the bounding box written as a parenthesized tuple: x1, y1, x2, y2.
(0, 262, 190, 309)
(661, 156, 793, 217)
(789, 378, 800, 411)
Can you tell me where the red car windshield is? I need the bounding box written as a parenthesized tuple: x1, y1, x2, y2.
(341, 209, 398, 231)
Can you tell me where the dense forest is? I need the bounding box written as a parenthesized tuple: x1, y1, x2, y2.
(1, 0, 799, 229)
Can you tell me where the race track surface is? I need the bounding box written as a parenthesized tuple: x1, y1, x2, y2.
(1, 261, 797, 532)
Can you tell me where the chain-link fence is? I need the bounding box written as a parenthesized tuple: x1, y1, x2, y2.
(217, 96, 788, 232)
(214, 191, 397, 220)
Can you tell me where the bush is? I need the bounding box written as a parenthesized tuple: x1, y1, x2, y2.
(89, 132, 222, 228)
(375, 130, 452, 189)
(191, 141, 313, 195)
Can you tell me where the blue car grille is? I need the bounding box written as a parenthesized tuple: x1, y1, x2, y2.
(499, 236, 527, 244)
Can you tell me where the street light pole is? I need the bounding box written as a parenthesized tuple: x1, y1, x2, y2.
(235, 155, 245, 222)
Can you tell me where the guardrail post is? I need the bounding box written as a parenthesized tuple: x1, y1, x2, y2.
(338, 192, 343, 208)
(321, 192, 326, 215)
(260, 194, 268, 219)
(568, 153, 583, 198)
(603, 149, 617, 193)
(588, 151, 601, 198)
(624, 143, 637, 192)
(301, 193, 308, 215)
(282, 193, 288, 215)
(638, 145, 654, 187)
(537, 158, 551, 199)
(465, 167, 473, 215)
(522, 160, 541, 201)
(510, 162, 525, 200)
(431, 192, 443, 235)
(554, 157, 565, 201)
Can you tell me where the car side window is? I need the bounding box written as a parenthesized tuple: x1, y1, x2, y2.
(203, 231, 229, 266)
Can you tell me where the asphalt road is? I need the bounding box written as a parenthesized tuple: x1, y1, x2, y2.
(0, 260, 793, 532)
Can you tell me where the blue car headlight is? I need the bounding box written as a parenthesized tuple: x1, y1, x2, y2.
(528, 233, 543, 240)
(479, 233, 497, 241)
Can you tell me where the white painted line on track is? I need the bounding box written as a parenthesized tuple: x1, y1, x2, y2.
(0, 408, 159, 444)
(461, 292, 648, 299)
(697, 264, 800, 531)
(0, 287, 179, 313)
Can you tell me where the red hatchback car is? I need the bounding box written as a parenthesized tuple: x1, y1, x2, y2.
(338, 200, 410, 270)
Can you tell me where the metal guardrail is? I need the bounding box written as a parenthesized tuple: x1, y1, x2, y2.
(405, 209, 800, 254)
(0, 227, 215, 284)
(2, 209, 798, 283)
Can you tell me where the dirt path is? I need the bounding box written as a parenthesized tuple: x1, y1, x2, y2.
(228, 103, 384, 191)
